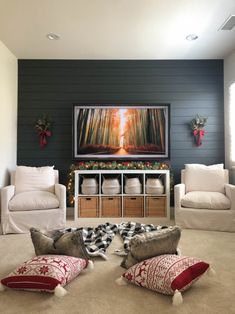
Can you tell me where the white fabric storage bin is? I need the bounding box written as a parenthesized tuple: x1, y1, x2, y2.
(102, 178, 120, 194)
(81, 178, 98, 195)
(125, 185, 142, 194)
(125, 177, 142, 194)
(146, 178, 164, 194)
(146, 186, 164, 194)
(125, 177, 141, 187)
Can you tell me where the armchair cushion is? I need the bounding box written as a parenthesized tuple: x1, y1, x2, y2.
(181, 191, 230, 210)
(15, 166, 55, 194)
(184, 168, 225, 193)
(9, 191, 59, 211)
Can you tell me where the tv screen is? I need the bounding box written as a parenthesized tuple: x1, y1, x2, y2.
(73, 105, 169, 159)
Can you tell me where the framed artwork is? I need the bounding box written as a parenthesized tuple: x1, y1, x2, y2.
(73, 104, 170, 160)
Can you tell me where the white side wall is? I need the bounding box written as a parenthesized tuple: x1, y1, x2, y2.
(0, 41, 17, 190)
(224, 49, 235, 183)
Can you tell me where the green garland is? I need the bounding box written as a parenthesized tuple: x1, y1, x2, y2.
(67, 161, 174, 206)
(35, 115, 52, 133)
(190, 114, 207, 131)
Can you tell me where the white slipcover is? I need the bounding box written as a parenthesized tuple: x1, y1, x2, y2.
(184, 167, 226, 193)
(1, 169, 66, 234)
(15, 166, 55, 194)
(9, 191, 59, 211)
(174, 166, 235, 232)
(181, 191, 231, 210)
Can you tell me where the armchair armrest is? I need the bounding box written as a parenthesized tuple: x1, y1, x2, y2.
(1, 185, 15, 212)
(174, 183, 186, 209)
(225, 184, 235, 211)
(55, 184, 66, 209)
(1, 185, 15, 229)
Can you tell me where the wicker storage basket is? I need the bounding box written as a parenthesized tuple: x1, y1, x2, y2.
(146, 178, 164, 194)
(81, 178, 98, 195)
(125, 177, 142, 194)
(102, 178, 121, 194)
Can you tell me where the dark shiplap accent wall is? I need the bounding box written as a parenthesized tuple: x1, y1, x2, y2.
(18, 60, 224, 184)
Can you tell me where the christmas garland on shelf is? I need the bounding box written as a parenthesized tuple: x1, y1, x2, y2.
(67, 161, 174, 206)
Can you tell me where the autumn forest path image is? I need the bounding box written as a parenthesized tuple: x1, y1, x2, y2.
(75, 107, 166, 156)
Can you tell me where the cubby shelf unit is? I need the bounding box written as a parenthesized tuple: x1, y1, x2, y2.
(74, 169, 170, 220)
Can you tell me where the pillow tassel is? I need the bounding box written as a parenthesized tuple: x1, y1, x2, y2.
(54, 284, 67, 297)
(172, 289, 183, 306)
(115, 276, 128, 286)
(114, 249, 128, 256)
(99, 252, 109, 260)
(86, 260, 94, 271)
(207, 265, 216, 277)
(0, 282, 6, 292)
(176, 247, 181, 256)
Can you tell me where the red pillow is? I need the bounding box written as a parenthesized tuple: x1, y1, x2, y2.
(120, 255, 210, 305)
(1, 255, 90, 296)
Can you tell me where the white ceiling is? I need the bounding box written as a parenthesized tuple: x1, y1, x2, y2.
(0, 0, 235, 59)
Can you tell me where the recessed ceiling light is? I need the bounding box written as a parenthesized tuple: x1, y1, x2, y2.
(46, 33, 60, 40)
(186, 34, 198, 41)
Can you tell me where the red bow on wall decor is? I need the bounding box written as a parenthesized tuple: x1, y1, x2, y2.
(190, 115, 207, 147)
(35, 116, 52, 149)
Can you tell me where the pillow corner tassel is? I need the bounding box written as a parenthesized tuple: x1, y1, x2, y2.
(207, 265, 216, 277)
(172, 289, 183, 306)
(0, 282, 6, 292)
(86, 260, 94, 271)
(54, 284, 67, 297)
(115, 276, 128, 286)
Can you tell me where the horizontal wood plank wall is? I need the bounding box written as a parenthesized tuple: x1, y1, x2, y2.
(17, 60, 224, 184)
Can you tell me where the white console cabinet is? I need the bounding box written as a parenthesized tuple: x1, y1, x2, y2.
(74, 169, 170, 220)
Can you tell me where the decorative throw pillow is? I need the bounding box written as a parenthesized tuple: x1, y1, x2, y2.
(15, 166, 55, 194)
(117, 254, 211, 305)
(30, 228, 90, 260)
(121, 226, 181, 269)
(184, 167, 225, 193)
(185, 164, 224, 170)
(0, 255, 93, 296)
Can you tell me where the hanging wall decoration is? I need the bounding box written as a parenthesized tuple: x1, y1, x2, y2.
(190, 114, 207, 146)
(35, 116, 52, 149)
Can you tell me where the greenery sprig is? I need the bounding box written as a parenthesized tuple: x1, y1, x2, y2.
(35, 115, 52, 133)
(190, 114, 207, 131)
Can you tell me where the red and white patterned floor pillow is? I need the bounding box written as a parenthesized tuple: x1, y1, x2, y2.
(0, 255, 93, 297)
(117, 254, 213, 305)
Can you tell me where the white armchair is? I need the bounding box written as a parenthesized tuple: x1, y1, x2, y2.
(174, 164, 235, 232)
(1, 166, 66, 234)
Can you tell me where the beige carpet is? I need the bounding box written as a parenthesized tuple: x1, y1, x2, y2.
(0, 218, 235, 314)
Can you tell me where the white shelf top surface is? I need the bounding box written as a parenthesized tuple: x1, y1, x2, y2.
(75, 169, 169, 174)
